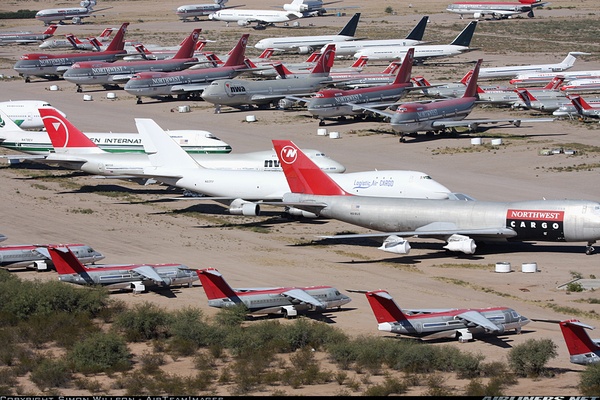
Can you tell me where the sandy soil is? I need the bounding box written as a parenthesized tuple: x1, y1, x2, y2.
(1, 0, 600, 396)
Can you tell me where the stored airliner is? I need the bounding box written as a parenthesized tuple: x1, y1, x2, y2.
(0, 25, 57, 45)
(0, 241, 103, 271)
(446, 0, 547, 19)
(35, 0, 113, 25)
(208, 8, 303, 29)
(176, 0, 243, 22)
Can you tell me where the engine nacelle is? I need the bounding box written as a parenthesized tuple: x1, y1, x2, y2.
(277, 98, 296, 110)
(297, 46, 313, 55)
(473, 12, 483, 18)
(443, 234, 476, 254)
(72, 17, 82, 24)
(237, 20, 250, 26)
(282, 305, 298, 318)
(229, 198, 260, 216)
(285, 206, 318, 218)
(34, 260, 48, 271)
(130, 281, 146, 293)
(378, 235, 411, 255)
(161, 278, 172, 287)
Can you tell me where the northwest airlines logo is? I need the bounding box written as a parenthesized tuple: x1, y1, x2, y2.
(279, 146, 297, 164)
(41, 115, 70, 148)
(506, 209, 565, 241)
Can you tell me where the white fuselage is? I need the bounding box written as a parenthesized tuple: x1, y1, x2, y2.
(208, 9, 302, 24)
(354, 44, 467, 62)
(333, 39, 423, 57)
(254, 35, 354, 52)
(0, 101, 65, 130)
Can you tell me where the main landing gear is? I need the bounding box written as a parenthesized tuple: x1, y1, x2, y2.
(586, 241, 596, 255)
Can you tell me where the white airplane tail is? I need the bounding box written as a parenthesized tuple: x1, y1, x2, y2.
(0, 109, 27, 139)
(559, 52, 590, 70)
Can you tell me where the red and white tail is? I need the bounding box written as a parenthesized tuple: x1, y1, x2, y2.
(273, 63, 292, 79)
(350, 55, 368, 70)
(463, 59, 482, 99)
(172, 28, 202, 59)
(88, 37, 102, 51)
(568, 94, 592, 113)
(392, 47, 414, 85)
(195, 40, 207, 52)
(223, 33, 249, 67)
(134, 43, 151, 54)
(43, 24, 58, 35)
(39, 107, 103, 154)
(459, 69, 474, 85)
(98, 27, 114, 40)
(196, 268, 238, 301)
(559, 319, 600, 364)
(272, 140, 348, 196)
(47, 246, 89, 275)
(258, 48, 275, 59)
(305, 51, 322, 63)
(104, 22, 129, 52)
(204, 52, 223, 67)
(365, 290, 408, 324)
(515, 88, 537, 104)
(309, 43, 336, 75)
(543, 75, 565, 90)
(382, 61, 401, 75)
(65, 34, 83, 49)
(411, 76, 429, 87)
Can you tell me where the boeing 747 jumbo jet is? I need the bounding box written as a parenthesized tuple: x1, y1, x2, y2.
(176, 0, 243, 22)
(13, 22, 129, 82)
(208, 8, 303, 29)
(35, 0, 113, 25)
(446, 0, 548, 20)
(197, 268, 351, 318)
(253, 13, 360, 53)
(0, 25, 57, 45)
(125, 118, 452, 216)
(46, 246, 197, 293)
(272, 139, 600, 255)
(360, 289, 530, 343)
(0, 240, 104, 271)
(0, 100, 66, 130)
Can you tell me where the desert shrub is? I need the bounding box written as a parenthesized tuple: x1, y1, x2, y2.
(30, 357, 72, 390)
(579, 363, 600, 395)
(139, 351, 165, 374)
(327, 338, 360, 369)
(17, 311, 99, 347)
(0, 9, 37, 19)
(168, 306, 217, 353)
(213, 303, 248, 327)
(0, 368, 17, 392)
(287, 347, 330, 386)
(364, 376, 407, 396)
(113, 302, 173, 341)
(452, 350, 485, 379)
(507, 338, 558, 378)
(67, 331, 131, 374)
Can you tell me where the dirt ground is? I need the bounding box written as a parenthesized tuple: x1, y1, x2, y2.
(1, 0, 600, 396)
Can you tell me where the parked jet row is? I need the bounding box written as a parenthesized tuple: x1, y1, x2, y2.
(47, 246, 197, 293)
(272, 140, 600, 255)
(0, 25, 57, 45)
(39, 27, 114, 49)
(197, 267, 351, 318)
(359, 289, 530, 343)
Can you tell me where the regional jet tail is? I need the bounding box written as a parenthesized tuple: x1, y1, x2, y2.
(196, 268, 351, 318)
(559, 319, 600, 365)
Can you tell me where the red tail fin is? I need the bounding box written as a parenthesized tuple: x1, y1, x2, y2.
(567, 94, 588, 113)
(305, 51, 322, 63)
(223, 33, 249, 67)
(516, 88, 536, 103)
(43, 25, 58, 35)
(365, 290, 408, 324)
(65, 34, 81, 49)
(460, 69, 473, 85)
(134, 43, 151, 54)
(172, 28, 202, 59)
(350, 55, 368, 69)
(543, 75, 564, 90)
(88, 37, 101, 51)
(258, 48, 274, 59)
(195, 40, 207, 52)
(309, 43, 335, 75)
(463, 59, 482, 98)
(272, 140, 348, 196)
(392, 47, 414, 85)
(196, 268, 238, 300)
(47, 246, 89, 275)
(98, 27, 114, 39)
(560, 319, 600, 356)
(382, 61, 401, 75)
(104, 22, 129, 52)
(39, 107, 101, 152)
(411, 76, 428, 87)
(273, 63, 291, 78)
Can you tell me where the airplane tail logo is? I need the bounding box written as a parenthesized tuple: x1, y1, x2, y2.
(223, 34, 249, 67)
(39, 107, 99, 150)
(278, 145, 297, 164)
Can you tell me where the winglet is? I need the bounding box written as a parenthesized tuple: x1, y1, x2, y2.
(39, 107, 103, 153)
(273, 140, 349, 196)
(196, 268, 240, 301)
(365, 290, 408, 324)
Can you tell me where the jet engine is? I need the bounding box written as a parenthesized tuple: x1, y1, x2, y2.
(297, 46, 314, 55)
(285, 206, 318, 219)
(160, 277, 172, 287)
(237, 20, 251, 26)
(378, 235, 411, 255)
(443, 234, 476, 254)
(229, 198, 260, 216)
(277, 98, 296, 110)
(473, 13, 483, 18)
(72, 17, 82, 24)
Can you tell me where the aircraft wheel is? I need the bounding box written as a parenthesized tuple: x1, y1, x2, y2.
(76, 86, 82, 93)
(399, 137, 406, 143)
(25, 77, 30, 83)
(586, 245, 595, 255)
(136, 97, 142, 105)
(318, 120, 325, 126)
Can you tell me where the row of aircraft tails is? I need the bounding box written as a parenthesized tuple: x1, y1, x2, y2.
(1, 236, 598, 364)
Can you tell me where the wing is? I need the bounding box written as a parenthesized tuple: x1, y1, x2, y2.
(430, 118, 554, 130)
(133, 265, 165, 283)
(455, 310, 501, 332)
(347, 103, 396, 119)
(171, 83, 210, 93)
(281, 288, 326, 308)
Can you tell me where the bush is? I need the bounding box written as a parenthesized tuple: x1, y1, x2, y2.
(507, 338, 558, 378)
(30, 357, 72, 390)
(114, 302, 173, 341)
(579, 363, 600, 395)
(67, 331, 131, 373)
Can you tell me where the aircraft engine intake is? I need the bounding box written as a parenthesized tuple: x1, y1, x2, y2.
(161, 278, 172, 287)
(237, 20, 251, 26)
(473, 13, 483, 18)
(378, 235, 411, 255)
(443, 234, 476, 254)
(229, 198, 260, 216)
(277, 98, 296, 110)
(297, 46, 314, 55)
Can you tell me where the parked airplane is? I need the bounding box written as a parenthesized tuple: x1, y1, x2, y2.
(63, 29, 203, 92)
(253, 12, 360, 54)
(332, 16, 429, 58)
(35, 0, 113, 25)
(127, 118, 452, 216)
(353, 20, 477, 63)
(510, 70, 600, 85)
(560, 78, 600, 93)
(281, 0, 348, 17)
(354, 59, 552, 141)
(0, 25, 57, 45)
(272, 139, 600, 255)
(47, 245, 197, 293)
(478, 52, 590, 80)
(13, 22, 129, 82)
(200, 43, 336, 109)
(197, 267, 351, 318)
(176, 0, 243, 22)
(124, 33, 251, 104)
(567, 94, 600, 120)
(513, 89, 568, 113)
(36, 107, 344, 176)
(0, 108, 231, 158)
(294, 47, 416, 125)
(359, 289, 530, 342)
(559, 319, 600, 365)
(208, 8, 303, 29)
(39, 27, 113, 49)
(0, 241, 104, 271)
(553, 97, 600, 119)
(0, 100, 66, 130)
(446, 0, 547, 19)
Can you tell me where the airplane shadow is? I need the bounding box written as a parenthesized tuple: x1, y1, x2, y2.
(59, 183, 178, 196)
(246, 307, 356, 324)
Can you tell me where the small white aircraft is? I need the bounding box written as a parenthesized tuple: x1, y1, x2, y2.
(208, 8, 303, 29)
(446, 0, 548, 20)
(176, 0, 244, 22)
(478, 52, 590, 80)
(35, 0, 113, 25)
(0, 100, 66, 130)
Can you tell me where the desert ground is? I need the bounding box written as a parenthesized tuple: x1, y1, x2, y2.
(1, 0, 600, 396)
